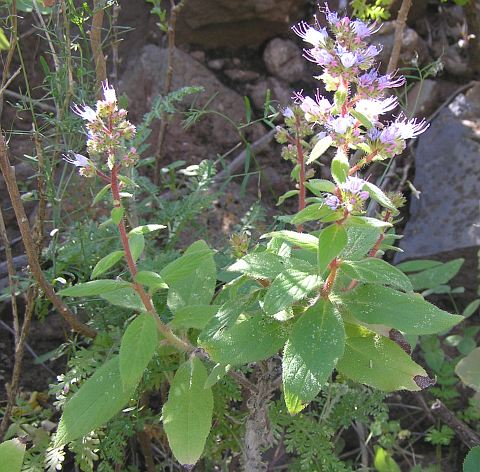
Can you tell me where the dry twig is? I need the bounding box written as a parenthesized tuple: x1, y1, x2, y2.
(0, 132, 97, 339)
(387, 0, 413, 74)
(90, 0, 107, 94)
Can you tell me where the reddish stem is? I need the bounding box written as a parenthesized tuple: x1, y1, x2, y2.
(348, 151, 378, 176)
(295, 116, 306, 232)
(321, 258, 339, 298)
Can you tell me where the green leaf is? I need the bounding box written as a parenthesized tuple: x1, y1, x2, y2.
(165, 240, 217, 312)
(263, 269, 321, 316)
(261, 230, 319, 252)
(135, 271, 168, 290)
(363, 182, 396, 211)
(351, 109, 374, 129)
(336, 325, 427, 391)
(341, 226, 379, 260)
(464, 446, 480, 472)
(91, 251, 124, 279)
(162, 358, 213, 466)
(200, 314, 287, 365)
(128, 233, 145, 262)
(120, 313, 158, 391)
(406, 259, 464, 290)
(374, 446, 401, 472)
(341, 285, 463, 334)
(291, 204, 336, 225)
(318, 224, 347, 273)
(204, 363, 230, 388)
(100, 286, 144, 311)
(283, 300, 345, 414)
(339, 258, 413, 292)
(170, 305, 218, 330)
(227, 252, 285, 280)
(463, 299, 480, 318)
(305, 179, 336, 196)
(0, 439, 25, 472)
(92, 184, 111, 205)
(455, 347, 480, 392)
(277, 190, 299, 206)
(346, 216, 392, 230)
(55, 356, 135, 447)
(306, 135, 333, 164)
(331, 148, 349, 184)
(111, 207, 124, 224)
(0, 28, 10, 51)
(129, 224, 166, 235)
(395, 259, 443, 273)
(58, 280, 130, 297)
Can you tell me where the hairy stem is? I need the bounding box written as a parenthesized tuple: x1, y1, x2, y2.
(295, 115, 306, 232)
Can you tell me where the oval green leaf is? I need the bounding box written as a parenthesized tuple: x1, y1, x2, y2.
(91, 250, 124, 279)
(0, 439, 26, 472)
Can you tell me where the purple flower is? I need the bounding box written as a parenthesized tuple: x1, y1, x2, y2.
(367, 127, 382, 141)
(352, 19, 381, 39)
(72, 104, 97, 122)
(377, 72, 406, 90)
(363, 44, 382, 58)
(340, 52, 357, 68)
(323, 3, 339, 24)
(295, 92, 331, 121)
(306, 47, 333, 65)
(325, 195, 340, 210)
(359, 191, 369, 201)
(292, 21, 329, 46)
(341, 176, 366, 194)
(283, 107, 294, 118)
(328, 115, 355, 134)
(358, 70, 378, 88)
(63, 153, 90, 167)
(379, 125, 401, 145)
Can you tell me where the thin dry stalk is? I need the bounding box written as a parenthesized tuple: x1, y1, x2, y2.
(153, 0, 186, 185)
(0, 0, 18, 118)
(0, 287, 38, 440)
(90, 0, 107, 94)
(0, 132, 97, 339)
(387, 0, 413, 74)
(0, 207, 19, 346)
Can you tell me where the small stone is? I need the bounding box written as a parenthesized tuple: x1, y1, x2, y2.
(190, 50, 206, 62)
(224, 69, 261, 82)
(208, 58, 226, 70)
(263, 38, 305, 83)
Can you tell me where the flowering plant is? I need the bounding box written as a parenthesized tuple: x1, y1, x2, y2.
(52, 6, 462, 468)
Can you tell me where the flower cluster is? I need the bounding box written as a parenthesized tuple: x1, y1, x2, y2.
(291, 4, 428, 161)
(66, 81, 138, 176)
(325, 175, 369, 211)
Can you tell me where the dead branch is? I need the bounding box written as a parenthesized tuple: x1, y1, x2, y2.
(387, 0, 413, 74)
(90, 0, 107, 94)
(0, 132, 97, 339)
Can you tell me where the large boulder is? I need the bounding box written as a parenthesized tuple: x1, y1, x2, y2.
(119, 45, 263, 164)
(263, 38, 305, 83)
(396, 82, 480, 297)
(175, 0, 307, 48)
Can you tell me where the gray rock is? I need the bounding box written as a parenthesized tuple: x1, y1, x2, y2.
(207, 58, 226, 71)
(224, 69, 261, 82)
(396, 82, 480, 296)
(405, 79, 439, 118)
(119, 45, 263, 163)
(247, 77, 292, 110)
(373, 21, 430, 71)
(263, 38, 305, 83)
(176, 0, 307, 48)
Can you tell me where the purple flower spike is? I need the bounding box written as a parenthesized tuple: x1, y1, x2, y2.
(325, 195, 340, 210)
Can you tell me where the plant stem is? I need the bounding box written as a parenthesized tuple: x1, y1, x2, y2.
(295, 115, 306, 232)
(348, 151, 377, 175)
(110, 165, 193, 353)
(321, 258, 339, 298)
